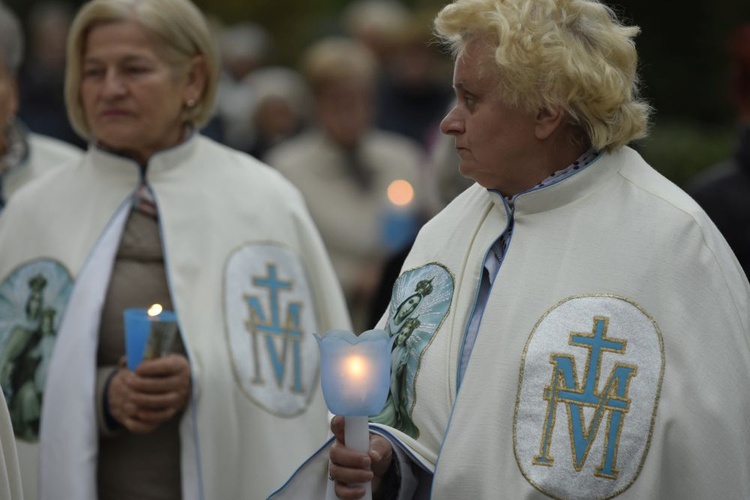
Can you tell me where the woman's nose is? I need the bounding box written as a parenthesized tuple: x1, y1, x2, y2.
(102, 69, 126, 97)
(440, 105, 463, 136)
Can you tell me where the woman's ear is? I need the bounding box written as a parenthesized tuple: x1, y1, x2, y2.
(535, 105, 565, 140)
(183, 55, 208, 103)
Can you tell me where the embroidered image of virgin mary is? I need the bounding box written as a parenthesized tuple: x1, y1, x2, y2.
(0, 260, 72, 441)
(370, 263, 453, 438)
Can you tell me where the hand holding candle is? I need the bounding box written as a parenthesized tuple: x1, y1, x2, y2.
(315, 329, 395, 500)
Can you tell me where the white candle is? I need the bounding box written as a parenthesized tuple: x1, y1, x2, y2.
(315, 329, 395, 500)
(340, 354, 372, 500)
(343, 415, 371, 500)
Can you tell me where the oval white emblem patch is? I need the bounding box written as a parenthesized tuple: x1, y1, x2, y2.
(224, 244, 319, 417)
(514, 295, 664, 500)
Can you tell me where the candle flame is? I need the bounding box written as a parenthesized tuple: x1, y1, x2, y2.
(387, 180, 414, 207)
(344, 355, 368, 379)
(147, 304, 163, 317)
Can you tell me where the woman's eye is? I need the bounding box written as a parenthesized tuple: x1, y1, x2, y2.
(83, 70, 103, 79)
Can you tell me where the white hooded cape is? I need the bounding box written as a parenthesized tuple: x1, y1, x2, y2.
(272, 146, 750, 499)
(0, 134, 351, 500)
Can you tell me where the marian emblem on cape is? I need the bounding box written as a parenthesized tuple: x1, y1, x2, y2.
(514, 295, 664, 500)
(224, 243, 320, 417)
(370, 263, 453, 439)
(0, 259, 73, 441)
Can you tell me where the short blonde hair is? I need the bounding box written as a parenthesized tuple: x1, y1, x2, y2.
(301, 37, 377, 96)
(65, 0, 220, 140)
(434, 0, 652, 151)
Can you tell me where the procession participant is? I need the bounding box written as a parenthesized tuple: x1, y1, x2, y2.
(0, 0, 350, 499)
(270, 0, 750, 498)
(688, 23, 750, 277)
(266, 36, 426, 333)
(0, 1, 81, 211)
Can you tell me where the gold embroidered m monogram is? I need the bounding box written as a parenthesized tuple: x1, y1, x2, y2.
(533, 316, 637, 480)
(245, 263, 304, 393)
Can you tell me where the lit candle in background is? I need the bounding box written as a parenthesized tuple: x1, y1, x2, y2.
(315, 329, 395, 500)
(387, 179, 414, 207)
(382, 179, 418, 252)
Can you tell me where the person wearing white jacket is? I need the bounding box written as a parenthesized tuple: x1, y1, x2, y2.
(271, 1, 750, 499)
(0, 1, 350, 499)
(0, 2, 80, 211)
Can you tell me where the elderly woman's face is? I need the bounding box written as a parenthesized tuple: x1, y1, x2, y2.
(439, 38, 543, 195)
(0, 61, 18, 153)
(80, 20, 198, 163)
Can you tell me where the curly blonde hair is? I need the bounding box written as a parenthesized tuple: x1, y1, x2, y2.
(434, 0, 652, 151)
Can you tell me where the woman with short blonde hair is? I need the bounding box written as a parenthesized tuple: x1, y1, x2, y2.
(0, 1, 350, 499)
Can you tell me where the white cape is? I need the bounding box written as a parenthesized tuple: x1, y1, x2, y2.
(2, 131, 81, 200)
(273, 146, 750, 499)
(0, 134, 351, 500)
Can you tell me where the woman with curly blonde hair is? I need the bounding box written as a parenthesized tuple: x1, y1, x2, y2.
(271, 1, 750, 499)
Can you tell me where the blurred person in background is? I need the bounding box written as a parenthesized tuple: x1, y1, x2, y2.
(341, 0, 410, 67)
(341, 0, 452, 256)
(215, 21, 272, 152)
(342, 0, 453, 152)
(266, 36, 427, 333)
(243, 66, 311, 161)
(0, 0, 350, 499)
(271, 0, 750, 498)
(372, 8, 453, 152)
(688, 22, 750, 277)
(17, 1, 84, 148)
(0, 1, 81, 212)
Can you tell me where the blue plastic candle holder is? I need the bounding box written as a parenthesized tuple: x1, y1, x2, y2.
(123, 308, 177, 370)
